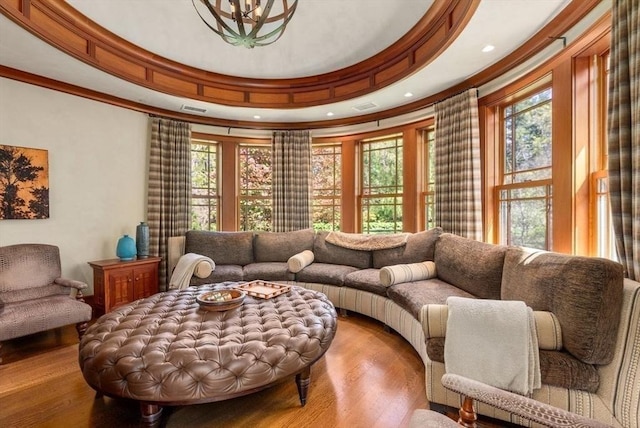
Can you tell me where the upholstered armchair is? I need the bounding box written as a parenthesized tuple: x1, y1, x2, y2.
(0, 244, 93, 360)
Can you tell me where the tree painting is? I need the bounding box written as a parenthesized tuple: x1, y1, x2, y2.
(0, 145, 49, 219)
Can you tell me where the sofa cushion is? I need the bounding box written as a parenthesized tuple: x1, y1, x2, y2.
(313, 231, 372, 269)
(373, 228, 442, 268)
(501, 247, 624, 365)
(243, 262, 294, 281)
(426, 341, 599, 393)
(387, 278, 475, 319)
(254, 229, 315, 262)
(344, 269, 387, 296)
(434, 233, 505, 300)
(295, 263, 358, 286)
(190, 265, 244, 285)
(185, 231, 254, 266)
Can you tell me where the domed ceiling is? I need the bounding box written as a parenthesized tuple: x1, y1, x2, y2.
(0, 0, 607, 130)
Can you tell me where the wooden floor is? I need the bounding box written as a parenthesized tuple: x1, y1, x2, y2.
(0, 313, 432, 428)
(0, 312, 515, 428)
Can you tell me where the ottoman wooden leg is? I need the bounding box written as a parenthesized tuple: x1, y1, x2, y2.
(140, 402, 163, 427)
(295, 365, 312, 406)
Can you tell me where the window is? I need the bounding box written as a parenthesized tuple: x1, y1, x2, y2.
(497, 87, 553, 249)
(360, 134, 403, 234)
(312, 144, 341, 231)
(238, 145, 272, 231)
(421, 127, 436, 230)
(190, 139, 219, 231)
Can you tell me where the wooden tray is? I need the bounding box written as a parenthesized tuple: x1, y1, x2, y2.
(234, 280, 291, 299)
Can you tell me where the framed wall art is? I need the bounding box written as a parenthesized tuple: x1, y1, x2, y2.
(0, 144, 49, 219)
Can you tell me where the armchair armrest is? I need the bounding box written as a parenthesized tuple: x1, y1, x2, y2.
(441, 373, 611, 428)
(54, 277, 88, 290)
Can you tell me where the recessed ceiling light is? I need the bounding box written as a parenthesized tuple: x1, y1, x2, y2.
(482, 45, 495, 53)
(253, 115, 261, 119)
(404, 92, 414, 98)
(326, 112, 334, 117)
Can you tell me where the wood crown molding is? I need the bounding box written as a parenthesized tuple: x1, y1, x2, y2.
(0, 0, 605, 130)
(0, 0, 478, 109)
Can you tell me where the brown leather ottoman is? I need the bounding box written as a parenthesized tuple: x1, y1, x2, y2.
(78, 283, 337, 426)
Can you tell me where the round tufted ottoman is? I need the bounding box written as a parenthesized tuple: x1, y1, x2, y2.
(78, 283, 337, 426)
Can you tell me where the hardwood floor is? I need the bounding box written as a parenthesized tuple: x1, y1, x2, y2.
(0, 313, 431, 428)
(0, 312, 517, 428)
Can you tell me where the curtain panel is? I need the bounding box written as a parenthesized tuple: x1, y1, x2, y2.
(608, 0, 640, 281)
(271, 130, 312, 232)
(147, 117, 191, 290)
(433, 88, 483, 241)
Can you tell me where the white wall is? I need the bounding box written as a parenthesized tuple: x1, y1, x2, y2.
(0, 77, 149, 294)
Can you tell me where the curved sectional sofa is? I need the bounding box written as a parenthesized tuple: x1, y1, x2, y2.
(167, 228, 640, 428)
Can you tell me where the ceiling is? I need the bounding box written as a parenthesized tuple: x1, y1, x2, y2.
(0, 0, 609, 133)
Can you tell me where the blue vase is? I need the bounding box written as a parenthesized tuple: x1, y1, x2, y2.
(116, 235, 136, 261)
(136, 222, 150, 258)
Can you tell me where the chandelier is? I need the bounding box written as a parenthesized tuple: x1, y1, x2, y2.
(193, 0, 298, 49)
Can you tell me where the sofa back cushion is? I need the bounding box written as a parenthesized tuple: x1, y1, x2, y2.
(501, 247, 623, 365)
(373, 228, 442, 268)
(185, 231, 254, 266)
(254, 229, 315, 262)
(0, 244, 63, 303)
(313, 231, 371, 268)
(434, 233, 505, 300)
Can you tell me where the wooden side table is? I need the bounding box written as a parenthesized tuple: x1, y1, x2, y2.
(88, 257, 161, 316)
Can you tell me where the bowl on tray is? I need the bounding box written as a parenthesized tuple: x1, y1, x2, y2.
(196, 289, 245, 311)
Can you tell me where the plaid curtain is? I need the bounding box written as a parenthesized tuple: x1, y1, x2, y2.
(433, 88, 482, 241)
(271, 130, 312, 232)
(147, 117, 191, 290)
(608, 0, 639, 281)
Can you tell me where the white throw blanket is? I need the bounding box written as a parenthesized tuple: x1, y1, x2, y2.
(169, 253, 215, 290)
(444, 296, 541, 395)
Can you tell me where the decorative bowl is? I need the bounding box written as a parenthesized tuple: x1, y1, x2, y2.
(196, 289, 245, 311)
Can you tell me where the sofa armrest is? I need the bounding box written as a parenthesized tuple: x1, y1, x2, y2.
(168, 236, 186, 276)
(441, 373, 611, 428)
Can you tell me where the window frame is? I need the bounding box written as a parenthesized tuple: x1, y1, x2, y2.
(190, 138, 220, 231)
(358, 133, 404, 234)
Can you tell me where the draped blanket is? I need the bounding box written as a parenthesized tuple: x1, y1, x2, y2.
(325, 231, 408, 251)
(444, 296, 541, 395)
(169, 253, 215, 290)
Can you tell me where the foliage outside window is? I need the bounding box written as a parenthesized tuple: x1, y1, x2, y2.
(190, 140, 219, 231)
(239, 145, 272, 231)
(421, 128, 436, 231)
(497, 88, 553, 250)
(360, 134, 403, 234)
(312, 144, 341, 231)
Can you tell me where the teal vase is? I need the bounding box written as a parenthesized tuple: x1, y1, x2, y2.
(116, 235, 136, 261)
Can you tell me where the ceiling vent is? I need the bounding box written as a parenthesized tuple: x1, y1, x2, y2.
(180, 104, 207, 114)
(352, 101, 378, 112)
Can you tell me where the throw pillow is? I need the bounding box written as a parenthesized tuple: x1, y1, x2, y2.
(288, 250, 315, 273)
(194, 260, 214, 278)
(379, 261, 437, 287)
